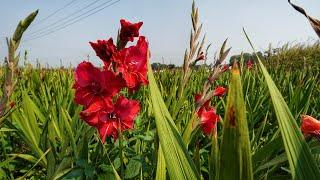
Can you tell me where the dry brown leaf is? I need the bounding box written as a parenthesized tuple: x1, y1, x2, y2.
(288, 0, 320, 38)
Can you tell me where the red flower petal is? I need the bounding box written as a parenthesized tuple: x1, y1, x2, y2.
(301, 115, 320, 137)
(102, 70, 126, 97)
(114, 96, 140, 130)
(80, 100, 105, 126)
(82, 96, 140, 143)
(194, 94, 202, 103)
(74, 61, 100, 87)
(199, 108, 220, 135)
(213, 86, 226, 97)
(113, 36, 149, 91)
(221, 64, 229, 72)
(73, 61, 124, 107)
(97, 120, 118, 143)
(195, 93, 211, 109)
(89, 38, 116, 67)
(120, 19, 143, 43)
(194, 93, 215, 116)
(196, 52, 205, 61)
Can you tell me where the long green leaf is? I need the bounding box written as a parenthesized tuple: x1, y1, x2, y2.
(11, 91, 46, 166)
(156, 145, 166, 180)
(244, 28, 320, 179)
(218, 64, 253, 180)
(148, 62, 200, 180)
(17, 148, 51, 180)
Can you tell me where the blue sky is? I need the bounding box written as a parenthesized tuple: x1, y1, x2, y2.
(1, 0, 320, 67)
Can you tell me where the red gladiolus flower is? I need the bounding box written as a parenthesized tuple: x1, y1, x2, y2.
(81, 96, 140, 143)
(73, 61, 125, 109)
(120, 19, 143, 43)
(221, 64, 229, 72)
(196, 52, 205, 61)
(301, 115, 320, 140)
(246, 59, 254, 69)
(113, 36, 149, 91)
(213, 86, 226, 97)
(74, 19, 148, 145)
(195, 93, 212, 116)
(199, 108, 220, 135)
(195, 94, 210, 108)
(80, 100, 106, 127)
(89, 38, 117, 68)
(195, 93, 220, 135)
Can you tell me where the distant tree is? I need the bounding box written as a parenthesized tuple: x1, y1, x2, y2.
(151, 62, 160, 70)
(167, 64, 175, 69)
(151, 62, 176, 70)
(229, 51, 264, 65)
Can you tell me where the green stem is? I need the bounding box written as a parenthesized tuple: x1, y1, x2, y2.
(118, 130, 124, 178)
(209, 129, 219, 180)
(182, 114, 198, 145)
(101, 140, 121, 180)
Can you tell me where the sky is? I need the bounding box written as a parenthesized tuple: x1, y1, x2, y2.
(1, 0, 320, 67)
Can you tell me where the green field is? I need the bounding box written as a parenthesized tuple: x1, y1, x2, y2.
(1, 2, 320, 180)
(0, 47, 319, 179)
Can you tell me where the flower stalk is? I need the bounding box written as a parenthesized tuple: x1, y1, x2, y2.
(118, 129, 125, 178)
(0, 10, 38, 123)
(209, 129, 219, 180)
(183, 40, 230, 145)
(177, 0, 207, 99)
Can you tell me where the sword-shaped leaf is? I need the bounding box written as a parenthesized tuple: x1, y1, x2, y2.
(148, 62, 200, 180)
(244, 28, 320, 179)
(218, 64, 253, 180)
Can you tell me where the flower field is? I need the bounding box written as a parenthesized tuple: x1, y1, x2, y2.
(1, 1, 320, 180)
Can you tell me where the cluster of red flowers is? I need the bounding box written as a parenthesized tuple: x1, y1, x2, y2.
(73, 19, 148, 143)
(194, 86, 226, 135)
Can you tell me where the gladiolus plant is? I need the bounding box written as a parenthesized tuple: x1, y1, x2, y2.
(74, 19, 148, 143)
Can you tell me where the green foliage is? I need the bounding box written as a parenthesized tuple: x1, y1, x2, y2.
(265, 42, 320, 70)
(218, 65, 253, 180)
(245, 29, 320, 179)
(148, 63, 200, 179)
(1, 11, 320, 180)
(0, 52, 319, 179)
(1, 10, 38, 126)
